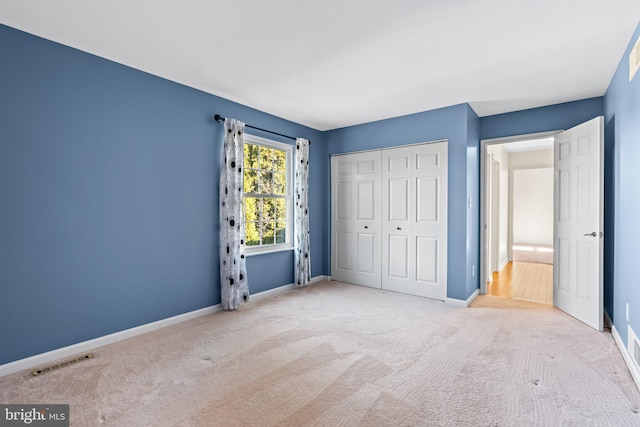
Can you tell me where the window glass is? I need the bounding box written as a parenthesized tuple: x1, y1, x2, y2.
(242, 137, 292, 251)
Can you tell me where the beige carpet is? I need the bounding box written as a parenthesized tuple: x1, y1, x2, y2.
(2, 281, 639, 426)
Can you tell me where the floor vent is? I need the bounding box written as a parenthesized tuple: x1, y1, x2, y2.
(32, 353, 94, 376)
(630, 36, 640, 82)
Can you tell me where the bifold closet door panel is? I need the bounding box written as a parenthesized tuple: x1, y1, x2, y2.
(330, 152, 382, 288)
(381, 142, 448, 300)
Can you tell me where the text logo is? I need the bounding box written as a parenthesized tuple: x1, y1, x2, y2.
(0, 405, 69, 427)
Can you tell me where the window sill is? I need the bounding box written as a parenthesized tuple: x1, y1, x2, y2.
(245, 245, 294, 257)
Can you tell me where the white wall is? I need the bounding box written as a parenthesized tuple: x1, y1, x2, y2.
(509, 149, 553, 169)
(509, 148, 554, 247)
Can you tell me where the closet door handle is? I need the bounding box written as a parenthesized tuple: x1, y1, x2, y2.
(364, 226, 368, 229)
(397, 227, 402, 231)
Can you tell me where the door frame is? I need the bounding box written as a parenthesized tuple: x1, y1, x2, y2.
(479, 131, 562, 295)
(485, 154, 501, 282)
(330, 139, 448, 299)
(490, 156, 500, 273)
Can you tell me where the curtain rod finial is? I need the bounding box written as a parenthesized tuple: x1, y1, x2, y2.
(214, 114, 224, 123)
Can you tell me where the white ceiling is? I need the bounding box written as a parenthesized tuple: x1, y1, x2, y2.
(1, 1, 639, 131)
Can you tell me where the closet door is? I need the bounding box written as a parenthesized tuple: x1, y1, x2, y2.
(382, 142, 448, 300)
(331, 152, 382, 288)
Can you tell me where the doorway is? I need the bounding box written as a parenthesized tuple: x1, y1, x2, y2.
(481, 134, 557, 305)
(480, 118, 604, 331)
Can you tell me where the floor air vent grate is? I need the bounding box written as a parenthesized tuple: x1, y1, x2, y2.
(32, 353, 94, 376)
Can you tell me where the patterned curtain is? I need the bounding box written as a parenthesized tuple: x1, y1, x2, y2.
(220, 118, 249, 310)
(294, 138, 311, 286)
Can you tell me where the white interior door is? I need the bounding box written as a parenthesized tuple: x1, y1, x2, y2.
(331, 152, 382, 288)
(381, 142, 448, 300)
(554, 117, 604, 331)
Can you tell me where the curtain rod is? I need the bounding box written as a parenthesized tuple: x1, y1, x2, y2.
(213, 114, 311, 145)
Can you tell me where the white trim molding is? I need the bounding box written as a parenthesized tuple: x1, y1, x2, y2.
(446, 289, 480, 308)
(0, 276, 328, 378)
(611, 325, 640, 392)
(247, 275, 328, 303)
(310, 275, 330, 283)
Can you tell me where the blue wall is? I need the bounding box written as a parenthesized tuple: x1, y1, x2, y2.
(325, 104, 480, 300)
(604, 22, 640, 346)
(0, 24, 325, 365)
(466, 105, 481, 297)
(480, 97, 604, 140)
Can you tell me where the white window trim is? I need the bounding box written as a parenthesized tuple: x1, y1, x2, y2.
(243, 133, 294, 255)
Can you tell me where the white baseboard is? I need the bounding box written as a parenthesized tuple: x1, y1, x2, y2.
(310, 275, 330, 283)
(499, 258, 509, 271)
(611, 325, 640, 392)
(0, 304, 222, 378)
(0, 276, 328, 378)
(251, 275, 329, 302)
(250, 284, 297, 302)
(446, 288, 480, 308)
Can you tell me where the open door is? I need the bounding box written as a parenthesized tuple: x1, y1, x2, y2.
(553, 116, 604, 331)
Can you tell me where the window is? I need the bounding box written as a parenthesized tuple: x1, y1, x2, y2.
(243, 134, 293, 253)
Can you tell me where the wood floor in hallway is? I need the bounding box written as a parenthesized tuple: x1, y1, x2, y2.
(487, 261, 553, 305)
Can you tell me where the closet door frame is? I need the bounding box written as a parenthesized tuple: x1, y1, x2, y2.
(330, 140, 448, 300)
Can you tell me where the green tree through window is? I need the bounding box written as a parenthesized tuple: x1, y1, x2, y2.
(243, 138, 290, 249)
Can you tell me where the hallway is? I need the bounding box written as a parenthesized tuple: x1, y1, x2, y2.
(487, 261, 553, 305)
